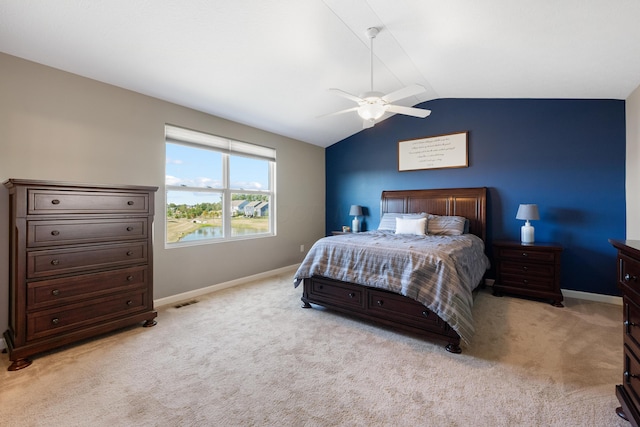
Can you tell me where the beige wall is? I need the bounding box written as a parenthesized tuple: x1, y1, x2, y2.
(0, 53, 326, 337)
(627, 84, 640, 239)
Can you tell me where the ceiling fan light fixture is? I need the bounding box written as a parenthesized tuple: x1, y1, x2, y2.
(357, 102, 386, 121)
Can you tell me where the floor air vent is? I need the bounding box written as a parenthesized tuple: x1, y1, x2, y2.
(174, 300, 198, 308)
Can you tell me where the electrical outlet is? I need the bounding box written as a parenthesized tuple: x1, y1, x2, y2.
(300, 244, 305, 253)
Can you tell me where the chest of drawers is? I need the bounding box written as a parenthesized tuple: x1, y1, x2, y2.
(492, 241, 563, 307)
(610, 239, 640, 426)
(3, 179, 158, 370)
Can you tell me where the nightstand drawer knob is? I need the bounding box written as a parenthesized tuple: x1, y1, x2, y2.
(348, 292, 355, 298)
(522, 252, 528, 257)
(522, 266, 528, 271)
(522, 279, 529, 284)
(625, 273, 638, 282)
(377, 300, 384, 306)
(625, 320, 638, 327)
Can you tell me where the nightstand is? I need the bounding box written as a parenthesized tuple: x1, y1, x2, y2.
(492, 241, 563, 307)
(331, 231, 352, 235)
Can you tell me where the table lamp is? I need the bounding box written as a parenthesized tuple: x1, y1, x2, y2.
(516, 204, 539, 244)
(349, 205, 363, 233)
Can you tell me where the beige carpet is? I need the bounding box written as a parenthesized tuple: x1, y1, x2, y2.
(0, 269, 628, 426)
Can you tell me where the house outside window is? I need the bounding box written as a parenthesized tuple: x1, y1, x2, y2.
(165, 125, 276, 246)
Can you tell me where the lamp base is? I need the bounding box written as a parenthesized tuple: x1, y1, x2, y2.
(352, 217, 360, 233)
(521, 223, 535, 244)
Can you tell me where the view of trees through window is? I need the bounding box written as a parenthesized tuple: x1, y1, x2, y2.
(165, 126, 275, 245)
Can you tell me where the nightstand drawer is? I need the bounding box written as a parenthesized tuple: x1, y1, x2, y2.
(500, 260, 554, 277)
(500, 274, 555, 292)
(496, 247, 557, 263)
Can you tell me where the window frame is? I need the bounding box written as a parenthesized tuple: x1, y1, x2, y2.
(165, 125, 276, 248)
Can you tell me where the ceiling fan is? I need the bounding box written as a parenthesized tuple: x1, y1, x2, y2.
(322, 27, 431, 129)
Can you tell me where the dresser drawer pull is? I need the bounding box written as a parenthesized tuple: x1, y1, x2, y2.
(422, 311, 430, 318)
(127, 201, 134, 205)
(522, 252, 528, 257)
(625, 371, 640, 380)
(625, 320, 638, 327)
(126, 275, 134, 281)
(126, 251, 133, 256)
(51, 289, 60, 296)
(51, 199, 60, 205)
(348, 292, 355, 298)
(126, 226, 134, 231)
(625, 273, 638, 282)
(522, 279, 529, 284)
(522, 266, 528, 271)
(50, 259, 59, 266)
(51, 318, 60, 325)
(377, 300, 384, 306)
(126, 300, 134, 306)
(51, 230, 60, 236)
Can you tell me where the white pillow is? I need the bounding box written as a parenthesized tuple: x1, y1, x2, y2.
(427, 214, 466, 236)
(395, 217, 427, 235)
(378, 212, 427, 232)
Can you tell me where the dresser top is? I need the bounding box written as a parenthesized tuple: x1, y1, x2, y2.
(609, 239, 640, 258)
(3, 178, 158, 192)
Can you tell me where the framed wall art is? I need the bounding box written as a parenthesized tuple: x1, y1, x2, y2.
(398, 131, 469, 171)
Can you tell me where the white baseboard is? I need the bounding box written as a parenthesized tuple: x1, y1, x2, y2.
(561, 288, 622, 305)
(154, 264, 299, 308)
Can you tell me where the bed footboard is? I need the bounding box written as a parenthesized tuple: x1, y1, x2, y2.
(301, 276, 462, 353)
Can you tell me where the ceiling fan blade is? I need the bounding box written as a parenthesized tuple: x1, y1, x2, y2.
(363, 119, 375, 129)
(329, 88, 365, 103)
(381, 84, 426, 104)
(386, 104, 431, 118)
(317, 106, 359, 119)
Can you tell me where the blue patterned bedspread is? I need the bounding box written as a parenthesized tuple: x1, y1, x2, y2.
(293, 230, 490, 344)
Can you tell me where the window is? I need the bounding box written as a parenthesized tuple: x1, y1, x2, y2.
(165, 125, 276, 246)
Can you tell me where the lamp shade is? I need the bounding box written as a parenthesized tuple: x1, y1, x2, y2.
(516, 204, 539, 221)
(349, 205, 363, 216)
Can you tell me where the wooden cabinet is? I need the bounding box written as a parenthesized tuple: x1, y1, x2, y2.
(3, 179, 158, 370)
(610, 239, 640, 426)
(492, 241, 563, 307)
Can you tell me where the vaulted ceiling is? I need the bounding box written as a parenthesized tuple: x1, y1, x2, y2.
(2, 0, 640, 147)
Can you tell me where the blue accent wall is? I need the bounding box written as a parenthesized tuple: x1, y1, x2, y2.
(326, 98, 626, 296)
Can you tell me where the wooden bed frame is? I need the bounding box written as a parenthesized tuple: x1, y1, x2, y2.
(301, 187, 487, 353)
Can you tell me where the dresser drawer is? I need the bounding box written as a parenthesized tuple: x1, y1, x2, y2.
(367, 289, 444, 330)
(28, 218, 148, 247)
(620, 253, 640, 290)
(27, 242, 148, 279)
(26, 289, 149, 341)
(308, 277, 364, 309)
(28, 190, 150, 215)
(27, 266, 148, 310)
(496, 247, 557, 263)
(500, 260, 554, 277)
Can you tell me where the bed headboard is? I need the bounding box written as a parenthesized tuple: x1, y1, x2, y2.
(380, 187, 487, 242)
